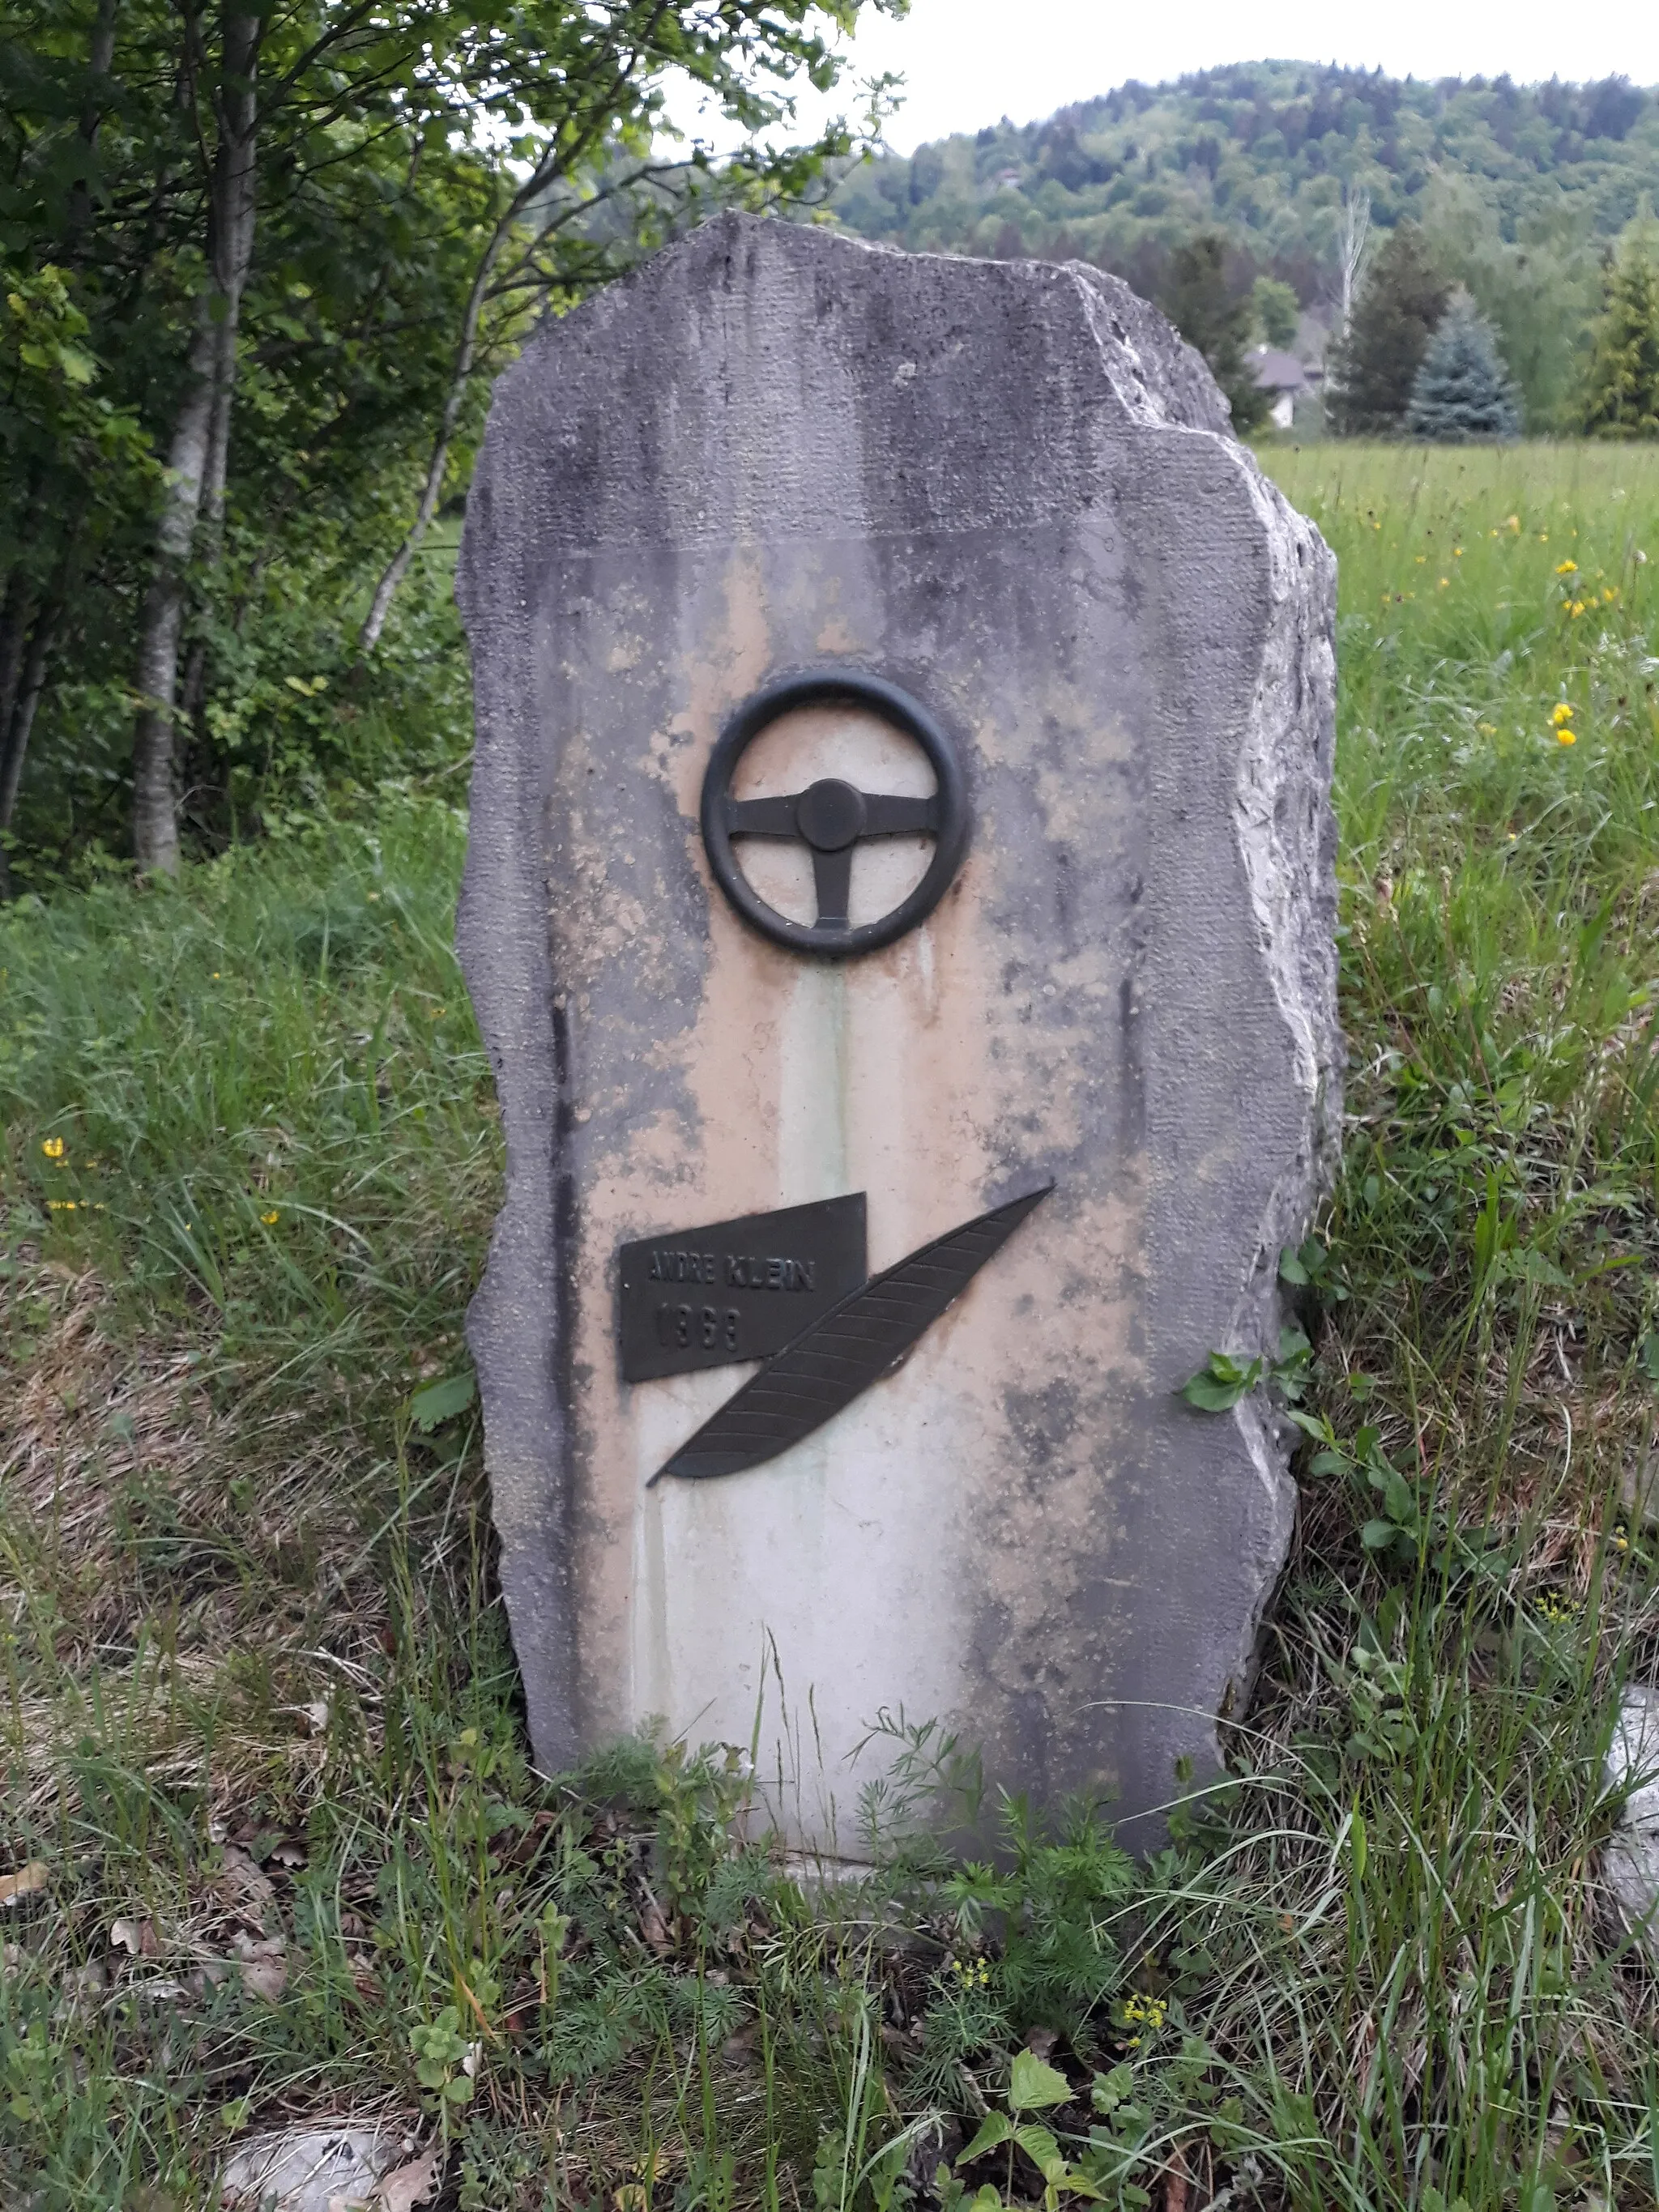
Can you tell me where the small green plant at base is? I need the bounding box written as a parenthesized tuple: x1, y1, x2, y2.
(410, 2005, 476, 2120)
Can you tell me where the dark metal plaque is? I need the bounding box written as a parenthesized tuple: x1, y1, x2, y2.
(618, 1195, 868, 1383)
(650, 1181, 1053, 1483)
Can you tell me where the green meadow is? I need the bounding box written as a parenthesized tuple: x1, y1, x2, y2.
(4, 441, 1659, 2210)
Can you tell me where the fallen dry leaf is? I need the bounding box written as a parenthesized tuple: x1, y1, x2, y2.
(232, 1929, 288, 2001)
(218, 1843, 278, 1920)
(374, 2145, 442, 2212)
(0, 1861, 49, 1907)
(109, 1916, 158, 1958)
(347, 1954, 382, 2003)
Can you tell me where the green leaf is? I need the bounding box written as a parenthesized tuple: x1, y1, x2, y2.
(1277, 1244, 1309, 1285)
(1013, 2125, 1063, 2179)
(1361, 1519, 1401, 1551)
(407, 1369, 476, 1431)
(443, 2073, 475, 2103)
(1009, 2050, 1072, 2112)
(1090, 2064, 1134, 2116)
(1178, 1351, 1262, 1412)
(958, 2112, 1013, 2163)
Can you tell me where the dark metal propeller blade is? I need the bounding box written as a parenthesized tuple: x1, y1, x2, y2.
(649, 1181, 1054, 1485)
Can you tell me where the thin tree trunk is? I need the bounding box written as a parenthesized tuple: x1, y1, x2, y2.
(0, 568, 34, 748)
(0, 603, 59, 897)
(356, 208, 511, 655)
(68, 0, 121, 238)
(130, 8, 261, 871)
(356, 92, 632, 656)
(177, 326, 237, 742)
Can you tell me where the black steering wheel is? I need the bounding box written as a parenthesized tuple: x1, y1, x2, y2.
(700, 673, 970, 958)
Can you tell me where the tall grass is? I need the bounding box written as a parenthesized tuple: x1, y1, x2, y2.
(2, 444, 1659, 2210)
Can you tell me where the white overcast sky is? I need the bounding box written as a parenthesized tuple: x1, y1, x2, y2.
(674, 0, 1659, 155)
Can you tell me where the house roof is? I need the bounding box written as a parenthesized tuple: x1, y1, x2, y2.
(1249, 347, 1311, 394)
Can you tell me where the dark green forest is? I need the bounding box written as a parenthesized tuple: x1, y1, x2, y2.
(0, 0, 897, 888)
(831, 62, 1659, 428)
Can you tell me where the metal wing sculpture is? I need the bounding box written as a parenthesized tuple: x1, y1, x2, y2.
(650, 1182, 1053, 1484)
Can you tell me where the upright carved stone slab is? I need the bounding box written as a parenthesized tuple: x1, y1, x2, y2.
(458, 214, 1339, 1848)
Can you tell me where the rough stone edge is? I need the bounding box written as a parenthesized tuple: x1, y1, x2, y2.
(1069, 256, 1343, 1723)
(455, 480, 574, 1775)
(1601, 1684, 1659, 1959)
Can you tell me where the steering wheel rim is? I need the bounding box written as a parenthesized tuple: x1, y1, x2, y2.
(700, 673, 970, 958)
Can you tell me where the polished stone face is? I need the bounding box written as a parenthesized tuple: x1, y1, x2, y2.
(457, 213, 1341, 1852)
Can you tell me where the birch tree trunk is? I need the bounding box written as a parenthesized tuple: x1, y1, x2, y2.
(130, 9, 261, 871)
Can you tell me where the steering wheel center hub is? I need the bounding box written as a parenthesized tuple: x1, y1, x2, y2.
(795, 778, 867, 852)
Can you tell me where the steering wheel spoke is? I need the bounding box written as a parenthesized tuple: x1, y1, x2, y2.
(857, 792, 939, 837)
(812, 845, 854, 930)
(725, 795, 801, 837)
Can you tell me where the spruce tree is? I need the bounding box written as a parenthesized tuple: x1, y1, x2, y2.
(1580, 233, 1659, 439)
(1406, 292, 1522, 441)
(1160, 233, 1269, 431)
(1326, 223, 1450, 436)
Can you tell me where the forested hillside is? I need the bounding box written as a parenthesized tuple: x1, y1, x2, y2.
(832, 62, 1659, 423)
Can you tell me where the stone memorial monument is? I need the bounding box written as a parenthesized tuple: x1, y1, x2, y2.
(457, 213, 1340, 1849)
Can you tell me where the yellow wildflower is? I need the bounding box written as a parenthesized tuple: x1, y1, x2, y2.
(1604, 586, 1618, 603)
(262, 1209, 279, 1226)
(1555, 560, 1577, 575)
(1438, 577, 1449, 589)
(1478, 722, 1498, 735)
(1551, 704, 1573, 724)
(1506, 514, 1520, 531)
(1556, 729, 1576, 747)
(1569, 600, 1584, 617)
(41, 1136, 65, 1159)
(1452, 545, 1463, 556)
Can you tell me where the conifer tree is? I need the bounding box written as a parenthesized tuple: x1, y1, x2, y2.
(1159, 232, 1269, 431)
(1326, 223, 1450, 436)
(1406, 292, 1521, 441)
(1580, 232, 1659, 439)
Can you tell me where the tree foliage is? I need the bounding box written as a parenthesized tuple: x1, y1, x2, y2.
(1580, 226, 1659, 440)
(833, 62, 1654, 436)
(0, 0, 897, 880)
(1251, 275, 1299, 350)
(1158, 231, 1269, 431)
(1325, 223, 1450, 437)
(1405, 290, 1520, 443)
